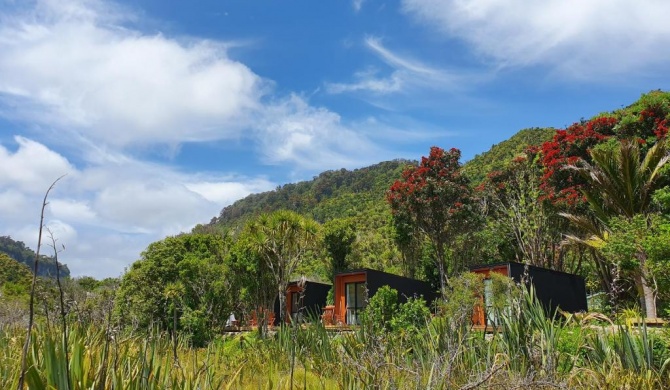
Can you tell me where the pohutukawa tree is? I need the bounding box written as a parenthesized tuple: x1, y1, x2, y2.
(247, 210, 320, 324)
(387, 146, 475, 296)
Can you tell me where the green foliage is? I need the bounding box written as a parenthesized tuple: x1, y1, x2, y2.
(562, 138, 670, 317)
(438, 272, 484, 328)
(0, 236, 70, 278)
(212, 160, 409, 229)
(2, 297, 670, 389)
(391, 296, 431, 335)
(613, 90, 670, 142)
(478, 151, 572, 270)
(0, 252, 32, 297)
(362, 285, 398, 333)
(246, 210, 320, 324)
(463, 127, 556, 185)
(115, 233, 232, 344)
(362, 286, 431, 336)
(201, 160, 409, 276)
(602, 215, 670, 303)
(227, 231, 276, 321)
(322, 218, 356, 277)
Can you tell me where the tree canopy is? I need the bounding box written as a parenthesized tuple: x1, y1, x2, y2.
(387, 147, 477, 295)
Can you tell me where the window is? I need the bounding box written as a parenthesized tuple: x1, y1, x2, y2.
(484, 278, 497, 326)
(290, 292, 302, 322)
(345, 282, 366, 325)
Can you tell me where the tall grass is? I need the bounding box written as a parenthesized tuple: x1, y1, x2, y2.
(2, 287, 669, 389)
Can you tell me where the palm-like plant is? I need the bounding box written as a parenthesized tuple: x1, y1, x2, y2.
(562, 139, 669, 318)
(580, 139, 669, 221)
(247, 210, 320, 325)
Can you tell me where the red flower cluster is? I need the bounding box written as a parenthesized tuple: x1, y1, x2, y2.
(539, 116, 617, 207)
(387, 146, 472, 227)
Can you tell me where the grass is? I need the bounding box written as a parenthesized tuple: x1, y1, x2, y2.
(2, 289, 669, 389)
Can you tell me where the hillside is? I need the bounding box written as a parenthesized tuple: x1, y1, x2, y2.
(0, 236, 70, 278)
(462, 127, 556, 184)
(197, 160, 414, 273)
(207, 159, 412, 230)
(202, 127, 556, 233)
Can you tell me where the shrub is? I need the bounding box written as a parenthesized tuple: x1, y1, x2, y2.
(362, 285, 398, 333)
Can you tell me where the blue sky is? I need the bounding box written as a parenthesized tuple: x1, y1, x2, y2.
(1, 0, 669, 278)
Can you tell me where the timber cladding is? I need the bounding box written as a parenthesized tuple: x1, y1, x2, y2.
(470, 262, 588, 326)
(334, 268, 439, 325)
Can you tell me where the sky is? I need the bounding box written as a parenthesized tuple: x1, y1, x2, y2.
(1, 0, 669, 279)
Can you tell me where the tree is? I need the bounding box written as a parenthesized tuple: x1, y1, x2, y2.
(540, 116, 617, 207)
(601, 215, 670, 316)
(387, 147, 475, 296)
(115, 233, 232, 344)
(390, 213, 424, 279)
(322, 218, 357, 278)
(227, 231, 276, 327)
(563, 139, 669, 318)
(0, 253, 32, 297)
(247, 210, 320, 323)
(480, 152, 578, 272)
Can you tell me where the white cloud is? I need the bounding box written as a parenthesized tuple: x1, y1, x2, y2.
(0, 0, 398, 278)
(402, 0, 670, 78)
(353, 0, 366, 12)
(0, 0, 265, 148)
(0, 136, 276, 278)
(0, 136, 74, 193)
(326, 68, 403, 94)
(259, 95, 383, 169)
(0, 0, 386, 171)
(326, 37, 475, 96)
(0, 190, 31, 223)
(186, 179, 275, 205)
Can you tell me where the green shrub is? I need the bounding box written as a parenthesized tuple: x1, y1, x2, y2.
(362, 285, 398, 333)
(391, 296, 430, 335)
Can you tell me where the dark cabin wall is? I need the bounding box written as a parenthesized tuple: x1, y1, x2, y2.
(300, 281, 331, 317)
(365, 269, 439, 306)
(273, 281, 331, 324)
(508, 262, 588, 314)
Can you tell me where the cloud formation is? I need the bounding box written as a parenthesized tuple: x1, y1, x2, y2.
(259, 95, 383, 169)
(326, 37, 473, 96)
(0, 136, 275, 278)
(0, 0, 386, 171)
(0, 0, 410, 278)
(0, 0, 264, 148)
(402, 0, 670, 78)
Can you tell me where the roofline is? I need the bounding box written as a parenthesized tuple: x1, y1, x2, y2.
(334, 268, 428, 282)
(287, 279, 332, 287)
(469, 261, 582, 278)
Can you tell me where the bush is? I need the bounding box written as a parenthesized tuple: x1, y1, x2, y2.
(362, 286, 431, 335)
(391, 296, 430, 335)
(362, 285, 398, 333)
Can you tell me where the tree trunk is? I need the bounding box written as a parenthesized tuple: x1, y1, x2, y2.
(635, 251, 657, 320)
(278, 285, 287, 324)
(435, 242, 447, 298)
(641, 276, 657, 320)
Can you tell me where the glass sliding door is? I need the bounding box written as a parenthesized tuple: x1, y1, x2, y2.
(484, 278, 496, 326)
(290, 292, 301, 322)
(345, 282, 366, 325)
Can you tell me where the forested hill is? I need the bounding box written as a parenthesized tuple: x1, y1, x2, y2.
(0, 236, 70, 278)
(205, 159, 412, 230)
(196, 160, 413, 271)
(462, 127, 556, 184)
(201, 127, 554, 233)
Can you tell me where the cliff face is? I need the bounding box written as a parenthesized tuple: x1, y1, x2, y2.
(0, 236, 70, 278)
